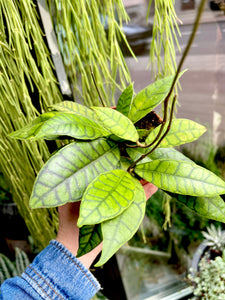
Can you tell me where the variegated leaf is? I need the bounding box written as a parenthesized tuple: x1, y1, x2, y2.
(146, 119, 207, 147)
(128, 76, 173, 123)
(127, 147, 152, 164)
(135, 159, 225, 197)
(78, 170, 138, 227)
(149, 148, 193, 162)
(8, 112, 58, 140)
(128, 71, 185, 123)
(77, 224, 102, 257)
(116, 84, 134, 117)
(169, 192, 225, 223)
(51, 101, 96, 119)
(92, 107, 139, 142)
(127, 147, 192, 165)
(95, 179, 146, 266)
(33, 112, 109, 140)
(30, 138, 121, 208)
(137, 129, 151, 141)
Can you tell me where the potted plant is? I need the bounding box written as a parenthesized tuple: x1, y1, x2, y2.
(7, 0, 225, 268)
(8, 69, 225, 267)
(188, 224, 225, 299)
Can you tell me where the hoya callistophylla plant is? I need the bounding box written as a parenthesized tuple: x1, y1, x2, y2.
(9, 73, 225, 266)
(9, 0, 225, 266)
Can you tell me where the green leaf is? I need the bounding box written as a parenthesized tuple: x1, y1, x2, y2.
(137, 129, 151, 141)
(33, 112, 110, 140)
(8, 112, 58, 140)
(146, 119, 207, 147)
(120, 157, 133, 171)
(108, 134, 126, 143)
(78, 170, 138, 227)
(169, 192, 225, 223)
(30, 138, 121, 208)
(127, 147, 192, 165)
(128, 75, 174, 123)
(135, 159, 225, 197)
(92, 107, 139, 142)
(128, 71, 186, 123)
(116, 84, 133, 117)
(95, 179, 146, 266)
(51, 101, 96, 119)
(127, 147, 152, 164)
(149, 148, 193, 162)
(77, 224, 102, 257)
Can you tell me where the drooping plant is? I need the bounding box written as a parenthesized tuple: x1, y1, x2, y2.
(148, 0, 181, 80)
(0, 0, 63, 248)
(147, 0, 182, 115)
(47, 0, 133, 106)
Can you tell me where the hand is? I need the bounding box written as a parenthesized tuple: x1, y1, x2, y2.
(56, 202, 103, 269)
(56, 181, 157, 269)
(140, 179, 158, 199)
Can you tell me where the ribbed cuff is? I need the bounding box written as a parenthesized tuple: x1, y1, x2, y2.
(22, 240, 100, 299)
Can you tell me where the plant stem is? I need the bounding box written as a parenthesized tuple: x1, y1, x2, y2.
(167, 0, 206, 99)
(145, 95, 176, 155)
(90, 66, 106, 107)
(127, 95, 176, 173)
(127, 0, 206, 173)
(147, 0, 206, 148)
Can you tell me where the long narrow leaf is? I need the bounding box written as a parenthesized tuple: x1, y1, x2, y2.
(95, 179, 146, 266)
(34, 112, 110, 140)
(30, 138, 121, 208)
(135, 159, 225, 197)
(77, 224, 102, 257)
(116, 84, 133, 117)
(168, 192, 225, 223)
(78, 169, 138, 227)
(92, 107, 139, 142)
(146, 119, 207, 147)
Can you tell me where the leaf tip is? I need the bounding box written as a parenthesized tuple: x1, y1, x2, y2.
(94, 258, 104, 267)
(77, 219, 83, 228)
